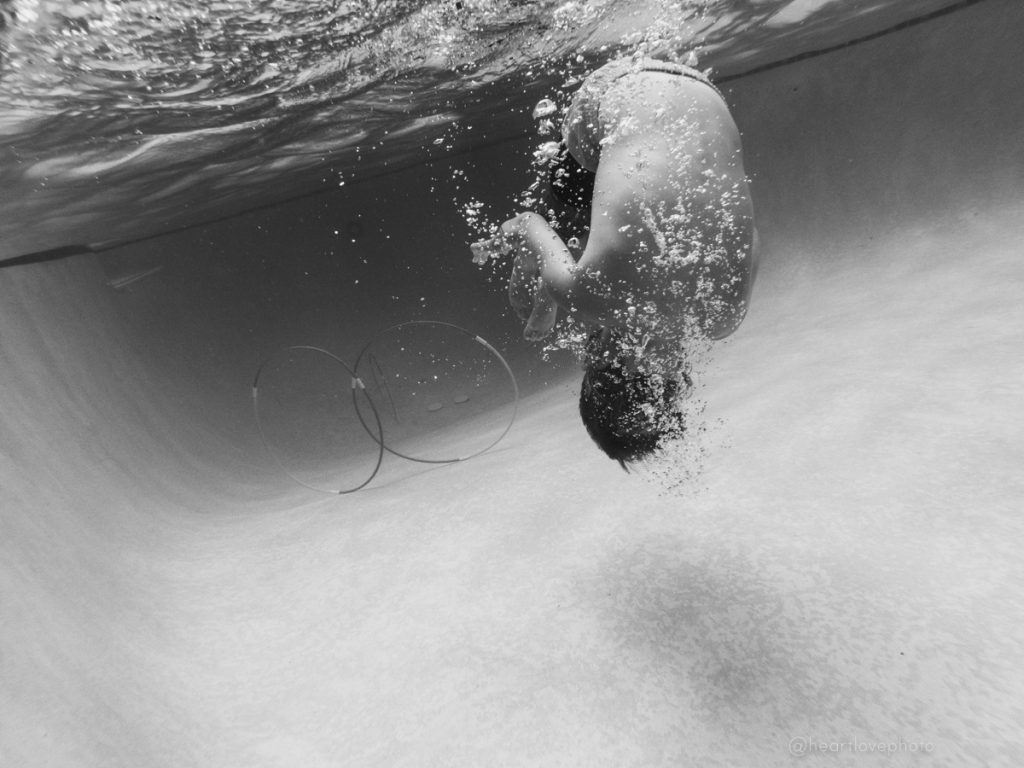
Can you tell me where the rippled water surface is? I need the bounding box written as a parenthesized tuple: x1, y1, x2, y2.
(0, 0, 963, 259)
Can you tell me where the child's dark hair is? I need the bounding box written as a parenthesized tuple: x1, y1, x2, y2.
(578, 329, 686, 470)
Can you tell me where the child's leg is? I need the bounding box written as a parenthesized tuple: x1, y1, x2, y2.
(508, 257, 535, 321)
(524, 279, 557, 341)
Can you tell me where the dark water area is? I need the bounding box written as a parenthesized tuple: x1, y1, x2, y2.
(95, 136, 552, 461)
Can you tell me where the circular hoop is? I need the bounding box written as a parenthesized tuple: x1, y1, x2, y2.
(252, 345, 385, 495)
(352, 321, 519, 464)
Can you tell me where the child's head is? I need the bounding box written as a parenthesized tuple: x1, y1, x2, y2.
(578, 328, 686, 470)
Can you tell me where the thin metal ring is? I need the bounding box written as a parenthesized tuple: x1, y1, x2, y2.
(352, 321, 519, 464)
(252, 345, 385, 495)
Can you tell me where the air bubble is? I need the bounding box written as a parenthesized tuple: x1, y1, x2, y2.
(532, 98, 557, 120)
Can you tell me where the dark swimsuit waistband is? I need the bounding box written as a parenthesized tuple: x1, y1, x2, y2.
(632, 58, 723, 99)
